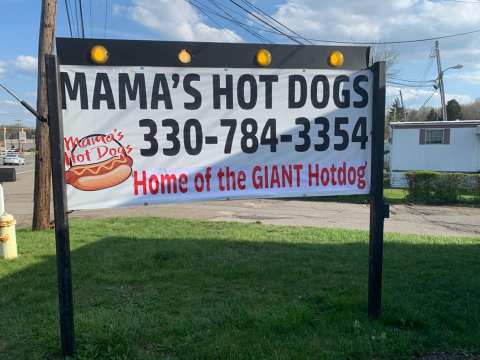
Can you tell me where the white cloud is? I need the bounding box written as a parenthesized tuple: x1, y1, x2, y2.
(274, 0, 480, 51)
(14, 55, 37, 73)
(115, 0, 243, 42)
(1, 100, 17, 106)
(387, 85, 473, 108)
(0, 61, 6, 78)
(448, 64, 480, 85)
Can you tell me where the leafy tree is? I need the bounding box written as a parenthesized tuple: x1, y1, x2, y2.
(426, 108, 439, 122)
(446, 99, 463, 121)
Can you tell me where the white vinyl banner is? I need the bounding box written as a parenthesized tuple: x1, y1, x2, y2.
(60, 66, 372, 210)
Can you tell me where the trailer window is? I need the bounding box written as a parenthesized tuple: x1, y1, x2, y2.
(425, 129, 444, 144)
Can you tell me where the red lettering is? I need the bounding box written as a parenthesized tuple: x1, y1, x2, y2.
(133, 170, 147, 195)
(179, 173, 188, 193)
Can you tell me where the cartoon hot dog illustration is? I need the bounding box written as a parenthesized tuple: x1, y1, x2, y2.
(65, 153, 133, 191)
(64, 132, 134, 191)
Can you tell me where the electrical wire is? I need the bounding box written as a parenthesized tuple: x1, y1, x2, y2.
(64, 0, 73, 37)
(419, 46, 436, 82)
(220, 0, 480, 45)
(419, 90, 438, 109)
(73, 0, 80, 37)
(292, 27, 480, 45)
(200, 0, 273, 43)
(388, 76, 436, 83)
(387, 81, 435, 88)
(89, 0, 93, 38)
(78, 0, 85, 38)
(189, 0, 271, 43)
(228, 0, 304, 44)
(238, 0, 314, 44)
(104, 0, 109, 38)
(206, 0, 277, 33)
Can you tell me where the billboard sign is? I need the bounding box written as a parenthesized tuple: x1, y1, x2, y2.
(57, 39, 372, 210)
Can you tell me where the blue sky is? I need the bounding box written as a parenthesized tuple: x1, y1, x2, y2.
(1, 0, 479, 126)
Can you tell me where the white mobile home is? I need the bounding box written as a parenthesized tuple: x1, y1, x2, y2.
(389, 120, 480, 187)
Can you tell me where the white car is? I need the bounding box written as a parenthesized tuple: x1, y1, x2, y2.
(3, 154, 25, 166)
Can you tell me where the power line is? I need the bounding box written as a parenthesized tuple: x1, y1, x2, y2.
(206, 0, 278, 34)
(294, 27, 480, 45)
(221, 0, 480, 45)
(73, 0, 80, 37)
(420, 90, 438, 109)
(419, 45, 436, 82)
(78, 0, 85, 38)
(388, 76, 436, 83)
(228, 0, 304, 44)
(104, 0, 109, 38)
(238, 0, 313, 44)
(190, 0, 271, 43)
(64, 0, 73, 37)
(199, 0, 273, 43)
(386, 81, 435, 88)
(88, 0, 92, 38)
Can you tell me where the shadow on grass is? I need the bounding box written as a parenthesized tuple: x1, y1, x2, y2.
(0, 230, 479, 359)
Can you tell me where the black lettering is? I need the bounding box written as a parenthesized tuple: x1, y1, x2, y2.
(353, 75, 368, 108)
(119, 73, 147, 109)
(237, 74, 257, 110)
(333, 75, 350, 109)
(311, 75, 329, 109)
(60, 72, 88, 110)
(92, 73, 115, 109)
(183, 73, 202, 110)
(259, 75, 278, 109)
(288, 75, 307, 108)
(151, 74, 172, 109)
(213, 74, 233, 109)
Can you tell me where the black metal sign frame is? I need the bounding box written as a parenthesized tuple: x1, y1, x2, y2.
(45, 39, 386, 358)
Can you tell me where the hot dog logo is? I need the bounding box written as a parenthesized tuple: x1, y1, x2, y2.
(64, 133, 133, 191)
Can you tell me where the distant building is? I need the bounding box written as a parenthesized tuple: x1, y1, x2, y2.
(389, 120, 480, 187)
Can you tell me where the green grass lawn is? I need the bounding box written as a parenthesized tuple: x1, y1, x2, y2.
(1, 218, 479, 359)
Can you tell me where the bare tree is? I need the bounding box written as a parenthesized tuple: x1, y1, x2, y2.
(370, 45, 400, 78)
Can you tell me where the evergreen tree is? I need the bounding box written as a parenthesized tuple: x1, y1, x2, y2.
(446, 99, 463, 121)
(386, 98, 405, 124)
(385, 98, 405, 139)
(426, 108, 439, 122)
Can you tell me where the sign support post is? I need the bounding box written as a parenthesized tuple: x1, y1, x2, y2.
(45, 54, 75, 357)
(45, 39, 387, 354)
(368, 61, 387, 319)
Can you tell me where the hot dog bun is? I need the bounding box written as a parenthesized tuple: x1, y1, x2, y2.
(65, 155, 133, 191)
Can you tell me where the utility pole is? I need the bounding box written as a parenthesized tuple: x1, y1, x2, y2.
(399, 90, 407, 122)
(435, 41, 447, 121)
(16, 119, 21, 151)
(33, 0, 56, 230)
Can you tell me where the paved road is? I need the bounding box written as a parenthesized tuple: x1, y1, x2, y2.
(3, 155, 480, 237)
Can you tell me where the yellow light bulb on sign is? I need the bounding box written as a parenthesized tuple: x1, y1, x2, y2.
(178, 49, 192, 64)
(328, 50, 344, 68)
(90, 45, 109, 64)
(256, 49, 272, 67)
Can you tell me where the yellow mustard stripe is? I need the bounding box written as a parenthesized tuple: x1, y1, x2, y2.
(71, 157, 127, 177)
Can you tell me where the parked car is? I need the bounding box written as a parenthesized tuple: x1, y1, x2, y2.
(3, 154, 25, 166)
